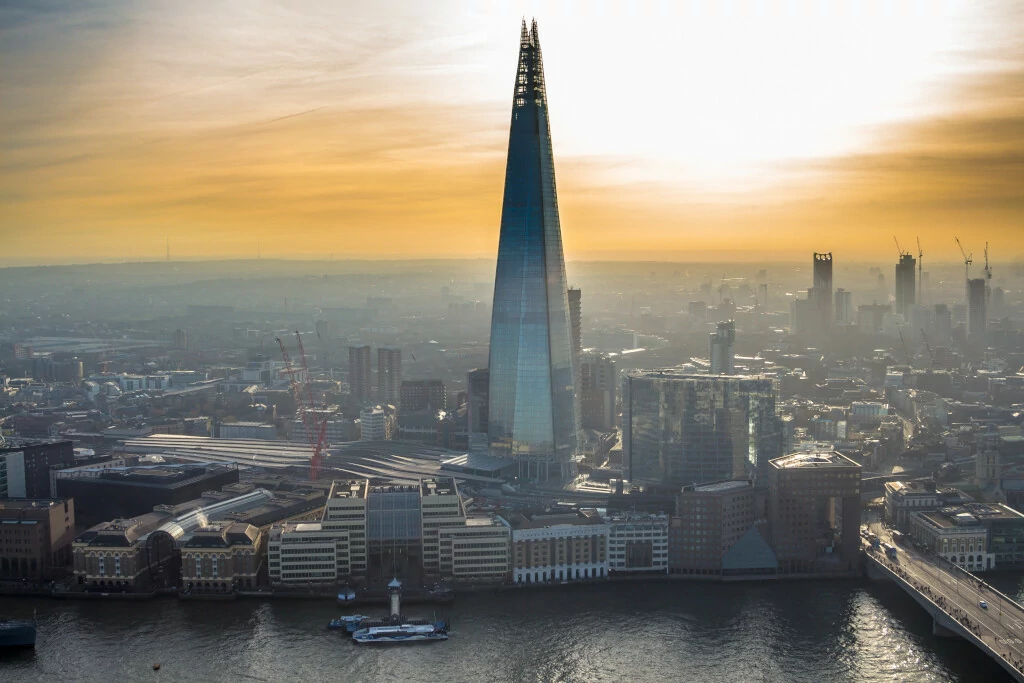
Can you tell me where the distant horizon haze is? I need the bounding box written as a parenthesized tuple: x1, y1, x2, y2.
(2, 2, 1023, 265)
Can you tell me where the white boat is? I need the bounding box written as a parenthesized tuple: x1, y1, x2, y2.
(352, 622, 448, 644)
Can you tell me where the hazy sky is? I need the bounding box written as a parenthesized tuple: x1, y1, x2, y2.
(1, 1, 1022, 265)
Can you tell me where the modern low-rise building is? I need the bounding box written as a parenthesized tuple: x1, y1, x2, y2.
(605, 511, 669, 574)
(55, 462, 240, 528)
(218, 422, 277, 440)
(439, 515, 510, 583)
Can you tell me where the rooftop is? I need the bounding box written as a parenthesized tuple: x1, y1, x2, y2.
(500, 509, 606, 530)
(690, 480, 752, 493)
(421, 477, 457, 497)
(770, 451, 860, 470)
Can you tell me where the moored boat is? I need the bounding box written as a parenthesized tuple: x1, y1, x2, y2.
(0, 618, 37, 649)
(328, 615, 368, 630)
(352, 622, 448, 644)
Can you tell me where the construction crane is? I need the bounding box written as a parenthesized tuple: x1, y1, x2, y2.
(894, 236, 908, 257)
(920, 328, 936, 368)
(954, 236, 972, 283)
(275, 334, 327, 481)
(916, 236, 923, 304)
(896, 325, 910, 365)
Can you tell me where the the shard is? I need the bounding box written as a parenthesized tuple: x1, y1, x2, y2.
(487, 20, 579, 483)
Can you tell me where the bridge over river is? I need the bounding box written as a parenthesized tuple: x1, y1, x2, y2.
(865, 526, 1024, 681)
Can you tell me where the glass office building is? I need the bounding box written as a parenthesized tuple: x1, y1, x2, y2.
(488, 20, 578, 483)
(623, 371, 782, 489)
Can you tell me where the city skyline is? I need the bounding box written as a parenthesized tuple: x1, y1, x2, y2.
(2, 1, 1024, 265)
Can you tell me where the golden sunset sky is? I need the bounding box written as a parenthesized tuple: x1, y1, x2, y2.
(1, 1, 1022, 265)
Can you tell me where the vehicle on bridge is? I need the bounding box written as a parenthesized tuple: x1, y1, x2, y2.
(980, 601, 988, 609)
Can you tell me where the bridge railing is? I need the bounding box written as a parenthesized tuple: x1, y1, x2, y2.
(869, 549, 1024, 675)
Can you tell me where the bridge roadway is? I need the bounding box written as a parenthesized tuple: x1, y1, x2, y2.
(864, 526, 1024, 682)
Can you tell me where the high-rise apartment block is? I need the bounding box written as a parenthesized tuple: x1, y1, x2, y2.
(348, 345, 372, 405)
(623, 371, 781, 489)
(377, 346, 401, 406)
(487, 21, 579, 482)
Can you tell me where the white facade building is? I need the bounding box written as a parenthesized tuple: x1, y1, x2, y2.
(605, 512, 669, 574)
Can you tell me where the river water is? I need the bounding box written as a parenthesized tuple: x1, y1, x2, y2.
(2, 577, 1022, 682)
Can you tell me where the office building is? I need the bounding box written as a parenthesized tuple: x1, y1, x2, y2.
(74, 485, 323, 591)
(487, 21, 579, 483)
(623, 371, 781, 488)
(359, 405, 395, 441)
(218, 422, 277, 440)
(967, 277, 987, 343)
(172, 328, 188, 351)
(377, 346, 401, 406)
(348, 345, 372, 405)
(400, 380, 447, 414)
(54, 462, 240, 528)
(834, 288, 853, 325)
(579, 352, 616, 432)
(671, 480, 775, 577)
(501, 508, 609, 584)
(180, 522, 262, 593)
(812, 252, 833, 335)
(767, 451, 861, 574)
(466, 368, 489, 439)
(0, 498, 75, 580)
(419, 478, 467, 576)
(1, 439, 75, 499)
(605, 511, 669, 574)
(709, 321, 735, 374)
(908, 507, 992, 573)
(438, 516, 511, 584)
(895, 253, 916, 317)
(568, 287, 582, 356)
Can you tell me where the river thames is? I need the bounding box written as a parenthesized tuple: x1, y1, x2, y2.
(2, 578, 1022, 682)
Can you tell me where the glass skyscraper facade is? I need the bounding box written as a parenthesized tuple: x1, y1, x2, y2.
(623, 371, 782, 489)
(488, 20, 579, 483)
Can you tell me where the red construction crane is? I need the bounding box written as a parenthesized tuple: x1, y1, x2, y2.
(275, 334, 327, 481)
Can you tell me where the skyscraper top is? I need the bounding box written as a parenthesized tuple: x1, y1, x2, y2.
(515, 19, 547, 111)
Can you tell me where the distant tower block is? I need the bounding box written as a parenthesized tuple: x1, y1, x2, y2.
(710, 321, 736, 374)
(568, 288, 582, 356)
(895, 253, 916, 317)
(812, 253, 833, 335)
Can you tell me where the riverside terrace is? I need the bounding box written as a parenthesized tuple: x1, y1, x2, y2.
(117, 435, 507, 486)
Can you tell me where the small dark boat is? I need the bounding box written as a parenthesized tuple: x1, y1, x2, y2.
(0, 618, 36, 648)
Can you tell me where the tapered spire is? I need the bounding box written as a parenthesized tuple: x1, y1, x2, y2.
(513, 18, 546, 110)
(489, 20, 578, 484)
